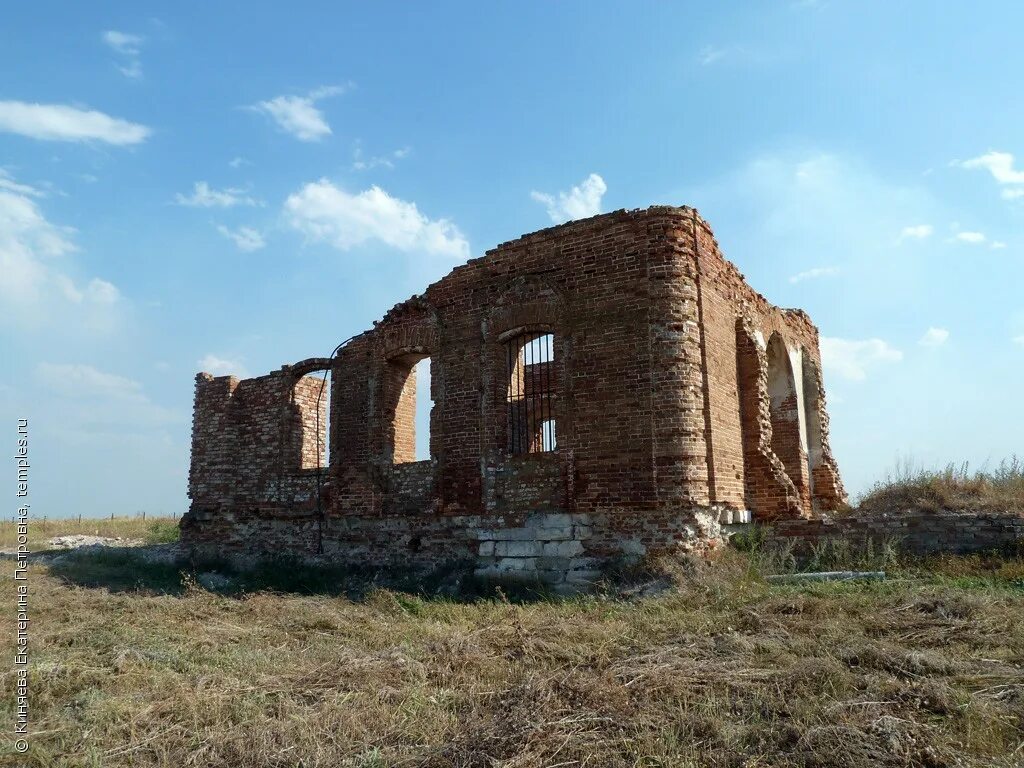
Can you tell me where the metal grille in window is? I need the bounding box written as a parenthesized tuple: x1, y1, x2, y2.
(506, 332, 556, 454)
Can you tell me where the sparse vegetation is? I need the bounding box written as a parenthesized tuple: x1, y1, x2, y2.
(3, 474, 1024, 767)
(2, 536, 1023, 766)
(0, 514, 180, 550)
(858, 456, 1024, 514)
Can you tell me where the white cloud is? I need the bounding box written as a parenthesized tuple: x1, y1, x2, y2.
(102, 30, 143, 56)
(0, 174, 120, 327)
(35, 362, 178, 428)
(788, 266, 839, 284)
(198, 354, 249, 378)
(118, 60, 143, 80)
(820, 337, 902, 381)
(228, 156, 250, 169)
(918, 327, 949, 347)
(698, 45, 728, 65)
(102, 31, 145, 79)
(250, 85, 349, 142)
(285, 179, 470, 260)
(58, 277, 120, 305)
(0, 169, 44, 197)
(174, 181, 260, 208)
(1014, 335, 1024, 347)
(217, 224, 265, 252)
(898, 223, 933, 241)
(991, 241, 1007, 250)
(530, 173, 607, 224)
(954, 231, 986, 244)
(957, 151, 1024, 201)
(957, 151, 1024, 184)
(352, 143, 411, 171)
(0, 100, 149, 144)
(37, 362, 145, 401)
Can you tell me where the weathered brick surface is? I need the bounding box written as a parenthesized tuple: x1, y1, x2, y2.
(769, 511, 1024, 556)
(183, 206, 847, 584)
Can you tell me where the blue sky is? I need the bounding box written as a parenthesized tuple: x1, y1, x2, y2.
(1, 2, 1021, 518)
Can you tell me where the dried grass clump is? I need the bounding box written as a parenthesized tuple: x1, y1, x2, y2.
(859, 456, 1024, 514)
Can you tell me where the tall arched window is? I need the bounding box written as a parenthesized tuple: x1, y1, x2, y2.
(293, 370, 331, 470)
(766, 334, 806, 498)
(505, 331, 556, 454)
(384, 350, 434, 465)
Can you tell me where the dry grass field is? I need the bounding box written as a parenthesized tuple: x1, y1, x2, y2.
(0, 515, 179, 551)
(3, 461, 1024, 768)
(2, 526, 1024, 767)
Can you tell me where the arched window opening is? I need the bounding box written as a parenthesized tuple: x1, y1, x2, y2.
(766, 334, 805, 494)
(413, 358, 433, 462)
(506, 332, 556, 455)
(295, 370, 331, 470)
(386, 352, 434, 465)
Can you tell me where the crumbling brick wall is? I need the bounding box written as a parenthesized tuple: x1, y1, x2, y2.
(182, 206, 846, 586)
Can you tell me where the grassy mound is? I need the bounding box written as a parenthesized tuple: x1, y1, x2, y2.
(858, 457, 1024, 514)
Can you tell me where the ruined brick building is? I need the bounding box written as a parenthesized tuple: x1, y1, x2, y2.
(183, 206, 846, 586)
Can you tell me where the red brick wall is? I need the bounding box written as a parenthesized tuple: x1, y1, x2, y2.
(184, 206, 845, 572)
(689, 215, 843, 519)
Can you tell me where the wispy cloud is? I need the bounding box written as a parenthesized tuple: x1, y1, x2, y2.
(955, 150, 1024, 200)
(285, 179, 469, 260)
(198, 354, 249, 378)
(953, 231, 986, 244)
(174, 182, 261, 208)
(897, 223, 933, 242)
(0, 172, 121, 328)
(352, 143, 411, 171)
(38, 362, 144, 401)
(102, 30, 145, 79)
(101, 30, 143, 56)
(918, 327, 949, 347)
(249, 84, 351, 142)
(788, 265, 839, 284)
(0, 169, 45, 197)
(698, 45, 729, 66)
(216, 224, 265, 252)
(0, 100, 149, 144)
(530, 173, 607, 224)
(820, 336, 902, 381)
(36, 362, 178, 427)
(228, 156, 250, 169)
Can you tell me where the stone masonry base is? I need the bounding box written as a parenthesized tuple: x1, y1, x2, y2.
(180, 505, 728, 592)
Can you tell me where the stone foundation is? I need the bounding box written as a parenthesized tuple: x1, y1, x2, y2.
(769, 510, 1024, 556)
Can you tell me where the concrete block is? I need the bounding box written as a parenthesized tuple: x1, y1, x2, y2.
(478, 541, 495, 557)
(527, 512, 572, 528)
(543, 540, 584, 557)
(572, 524, 593, 540)
(536, 526, 573, 541)
(495, 540, 541, 557)
(478, 527, 538, 542)
(495, 557, 538, 573)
